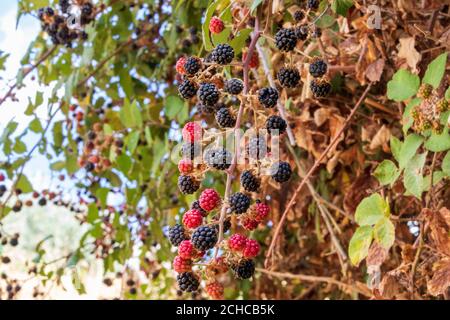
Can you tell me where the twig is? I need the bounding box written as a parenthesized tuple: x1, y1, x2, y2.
(264, 83, 373, 268)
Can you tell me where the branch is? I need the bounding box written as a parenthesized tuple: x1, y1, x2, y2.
(264, 83, 373, 268)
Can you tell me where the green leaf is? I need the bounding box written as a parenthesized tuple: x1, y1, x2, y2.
(403, 152, 427, 199)
(390, 136, 402, 162)
(120, 99, 142, 128)
(87, 203, 99, 223)
(422, 53, 448, 88)
(374, 160, 400, 186)
(355, 193, 389, 226)
(29, 117, 43, 133)
(125, 131, 140, 154)
(387, 69, 420, 102)
(250, 0, 264, 13)
(446, 87, 450, 100)
(348, 226, 373, 266)
(165, 95, 185, 120)
(13, 139, 27, 154)
(331, 0, 354, 17)
(230, 28, 252, 56)
(423, 171, 446, 191)
(16, 175, 33, 193)
(374, 217, 395, 249)
(442, 151, 450, 176)
(424, 128, 450, 152)
(399, 134, 423, 170)
(95, 188, 109, 208)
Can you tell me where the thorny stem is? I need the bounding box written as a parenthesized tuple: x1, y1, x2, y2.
(264, 83, 373, 269)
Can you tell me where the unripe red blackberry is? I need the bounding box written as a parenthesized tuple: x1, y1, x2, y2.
(178, 159, 193, 174)
(271, 161, 292, 183)
(199, 188, 221, 211)
(198, 82, 220, 106)
(309, 59, 328, 78)
(254, 200, 270, 222)
(232, 259, 255, 279)
(178, 79, 197, 99)
(177, 272, 200, 292)
(229, 192, 251, 214)
(215, 107, 236, 128)
(176, 57, 187, 74)
(183, 209, 203, 229)
(184, 56, 202, 76)
(178, 240, 197, 259)
(278, 67, 300, 88)
(211, 44, 235, 65)
(228, 234, 247, 251)
(310, 79, 332, 98)
(266, 115, 287, 134)
(243, 50, 259, 68)
(173, 256, 193, 273)
(240, 170, 260, 192)
(242, 217, 259, 230)
(178, 175, 200, 194)
(168, 224, 189, 246)
(275, 28, 298, 52)
(204, 148, 232, 170)
(224, 78, 243, 95)
(191, 225, 218, 251)
(182, 121, 202, 142)
(243, 239, 260, 258)
(209, 17, 225, 34)
(258, 87, 279, 108)
(205, 281, 224, 300)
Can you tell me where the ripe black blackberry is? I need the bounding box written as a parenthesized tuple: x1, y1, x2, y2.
(310, 79, 331, 98)
(275, 28, 298, 52)
(277, 67, 300, 88)
(232, 259, 255, 279)
(198, 83, 220, 106)
(229, 192, 251, 214)
(168, 224, 188, 246)
(266, 115, 287, 134)
(38, 198, 47, 206)
(0, 185, 6, 197)
(309, 59, 327, 78)
(271, 161, 292, 183)
(178, 79, 197, 99)
(293, 10, 305, 22)
(191, 225, 218, 251)
(247, 135, 267, 160)
(211, 44, 235, 65)
(224, 78, 243, 95)
(59, 0, 70, 14)
(178, 175, 200, 194)
(85, 162, 95, 172)
(258, 87, 279, 108)
(215, 107, 236, 128)
(240, 170, 260, 192)
(307, 0, 320, 10)
(191, 200, 208, 217)
(177, 272, 200, 292)
(184, 57, 202, 76)
(204, 148, 232, 170)
(295, 25, 309, 41)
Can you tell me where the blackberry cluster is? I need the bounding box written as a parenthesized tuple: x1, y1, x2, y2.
(240, 170, 260, 192)
(275, 28, 298, 52)
(266, 115, 287, 134)
(247, 135, 267, 160)
(178, 175, 200, 194)
(232, 259, 255, 279)
(179, 80, 198, 99)
(224, 79, 243, 95)
(215, 107, 236, 128)
(211, 44, 235, 65)
(204, 148, 232, 170)
(277, 67, 300, 88)
(198, 83, 220, 106)
(229, 192, 251, 214)
(177, 272, 200, 292)
(191, 226, 218, 251)
(184, 57, 202, 76)
(309, 59, 327, 78)
(271, 161, 292, 183)
(310, 79, 332, 98)
(168, 224, 188, 246)
(258, 87, 278, 108)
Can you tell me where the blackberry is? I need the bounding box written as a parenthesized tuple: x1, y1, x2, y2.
(213, 216, 231, 233)
(240, 170, 260, 192)
(38, 198, 47, 206)
(294, 10, 305, 22)
(266, 115, 287, 134)
(247, 135, 267, 160)
(81, 3, 93, 16)
(215, 107, 236, 128)
(191, 225, 218, 251)
(307, 0, 320, 10)
(59, 0, 70, 13)
(184, 57, 202, 76)
(275, 28, 298, 52)
(310, 79, 331, 98)
(224, 78, 243, 95)
(177, 272, 200, 292)
(229, 192, 251, 214)
(277, 67, 300, 88)
(168, 224, 188, 246)
(181, 142, 201, 160)
(311, 27, 322, 38)
(271, 161, 292, 183)
(191, 200, 208, 217)
(178, 79, 197, 99)
(0, 185, 6, 197)
(258, 87, 279, 108)
(178, 175, 200, 194)
(295, 25, 309, 41)
(211, 44, 235, 65)
(198, 83, 220, 106)
(85, 162, 95, 172)
(232, 259, 255, 279)
(204, 148, 232, 170)
(309, 59, 327, 78)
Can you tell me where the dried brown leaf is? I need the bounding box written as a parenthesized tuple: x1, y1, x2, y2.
(428, 258, 450, 296)
(366, 59, 385, 82)
(397, 37, 421, 73)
